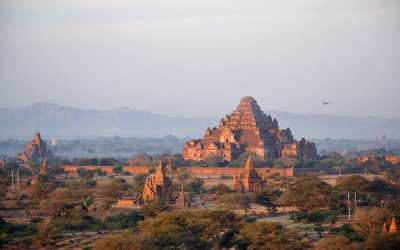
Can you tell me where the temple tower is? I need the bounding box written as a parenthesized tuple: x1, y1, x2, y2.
(233, 154, 267, 193)
(142, 160, 174, 202)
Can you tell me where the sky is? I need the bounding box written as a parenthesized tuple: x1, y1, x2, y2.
(0, 0, 399, 118)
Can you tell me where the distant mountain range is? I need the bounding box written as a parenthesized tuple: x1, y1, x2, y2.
(0, 103, 399, 140)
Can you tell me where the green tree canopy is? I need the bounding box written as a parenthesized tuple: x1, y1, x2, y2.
(217, 193, 252, 214)
(76, 169, 94, 179)
(112, 166, 123, 174)
(279, 177, 339, 212)
(235, 222, 306, 250)
(186, 177, 204, 194)
(335, 175, 371, 193)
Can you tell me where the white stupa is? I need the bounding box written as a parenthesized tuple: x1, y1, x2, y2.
(51, 137, 57, 146)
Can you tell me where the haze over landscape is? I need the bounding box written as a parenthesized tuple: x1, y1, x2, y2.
(1, 0, 399, 119)
(1, 1, 400, 250)
(0, 102, 399, 140)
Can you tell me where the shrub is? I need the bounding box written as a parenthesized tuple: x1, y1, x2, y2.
(103, 212, 144, 230)
(290, 210, 339, 223)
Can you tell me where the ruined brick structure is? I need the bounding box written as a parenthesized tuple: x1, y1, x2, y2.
(175, 186, 190, 209)
(31, 158, 48, 185)
(232, 155, 267, 193)
(166, 159, 175, 172)
(142, 160, 174, 202)
(183, 96, 317, 161)
(356, 155, 400, 165)
(17, 129, 52, 162)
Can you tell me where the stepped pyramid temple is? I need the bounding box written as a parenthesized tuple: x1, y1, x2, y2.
(142, 160, 174, 202)
(17, 129, 52, 162)
(183, 96, 317, 161)
(233, 155, 267, 193)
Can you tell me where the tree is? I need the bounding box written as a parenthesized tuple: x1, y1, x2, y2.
(96, 179, 127, 202)
(204, 155, 227, 167)
(369, 178, 400, 203)
(314, 235, 356, 250)
(95, 210, 239, 250)
(112, 177, 128, 190)
(103, 211, 144, 230)
(128, 174, 148, 196)
(99, 157, 116, 166)
(112, 166, 123, 174)
(235, 222, 306, 250)
(336, 175, 375, 206)
(279, 178, 338, 212)
(274, 157, 300, 168)
(352, 207, 392, 237)
(255, 188, 282, 214)
(387, 197, 400, 214)
(80, 193, 94, 211)
(0, 180, 7, 198)
(217, 193, 252, 214)
(141, 210, 237, 248)
(76, 169, 94, 179)
(34, 222, 61, 247)
(317, 152, 345, 168)
(265, 175, 293, 191)
(186, 178, 204, 194)
(174, 168, 190, 190)
(384, 169, 400, 185)
(142, 199, 171, 217)
(336, 175, 371, 193)
(94, 169, 107, 176)
(209, 183, 232, 196)
(94, 232, 144, 250)
(364, 232, 400, 250)
(30, 183, 52, 204)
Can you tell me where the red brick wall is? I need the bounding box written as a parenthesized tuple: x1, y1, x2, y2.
(117, 199, 135, 206)
(62, 165, 294, 177)
(62, 165, 149, 175)
(177, 167, 294, 177)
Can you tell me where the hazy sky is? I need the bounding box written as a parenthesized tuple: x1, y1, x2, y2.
(0, 0, 399, 118)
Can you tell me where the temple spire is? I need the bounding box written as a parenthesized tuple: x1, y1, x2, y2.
(245, 153, 253, 170)
(40, 158, 47, 175)
(34, 128, 41, 140)
(389, 216, 397, 233)
(155, 159, 166, 185)
(382, 222, 388, 234)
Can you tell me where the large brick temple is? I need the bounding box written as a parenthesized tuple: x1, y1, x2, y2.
(17, 129, 52, 162)
(183, 96, 317, 161)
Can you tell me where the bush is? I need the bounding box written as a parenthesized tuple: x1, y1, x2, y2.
(53, 217, 102, 232)
(329, 223, 364, 242)
(77, 169, 95, 179)
(103, 212, 144, 230)
(220, 175, 232, 179)
(290, 210, 339, 223)
(244, 216, 257, 223)
(30, 217, 44, 224)
(112, 166, 123, 174)
(18, 194, 30, 200)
